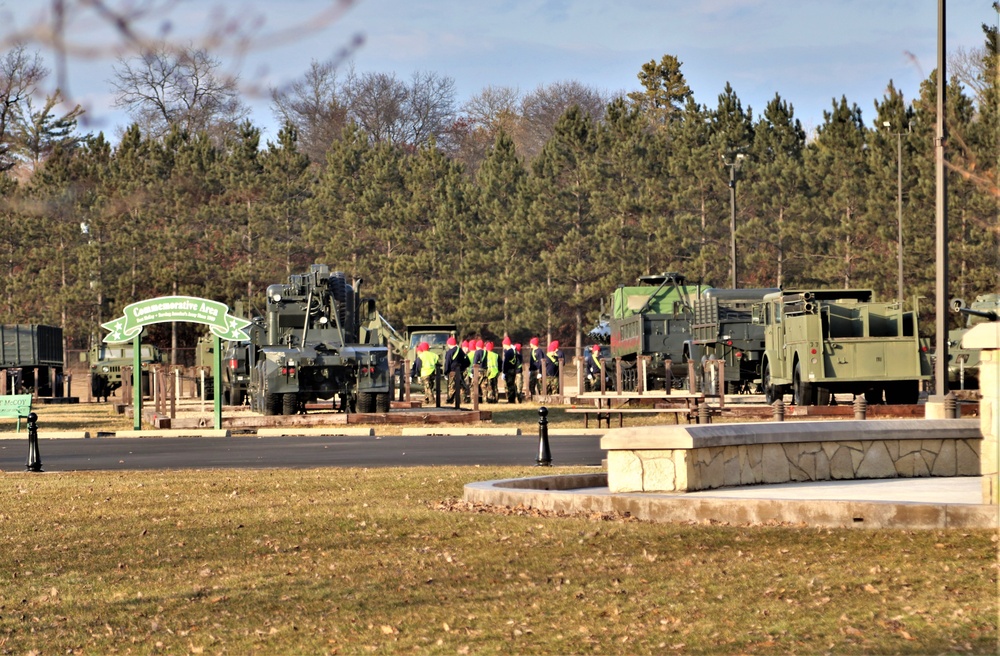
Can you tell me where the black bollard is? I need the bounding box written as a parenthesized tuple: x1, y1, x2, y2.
(434, 365, 442, 408)
(25, 412, 42, 472)
(536, 406, 552, 467)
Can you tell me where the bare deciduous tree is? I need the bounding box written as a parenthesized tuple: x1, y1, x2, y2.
(343, 69, 456, 149)
(0, 44, 48, 172)
(516, 81, 610, 161)
(449, 85, 522, 172)
(110, 44, 250, 142)
(270, 59, 349, 164)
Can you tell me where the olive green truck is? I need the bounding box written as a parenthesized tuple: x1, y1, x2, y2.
(756, 289, 930, 405)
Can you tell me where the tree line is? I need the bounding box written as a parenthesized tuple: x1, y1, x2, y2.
(0, 30, 996, 356)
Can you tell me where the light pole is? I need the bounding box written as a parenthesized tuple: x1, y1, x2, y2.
(724, 153, 745, 289)
(883, 121, 905, 304)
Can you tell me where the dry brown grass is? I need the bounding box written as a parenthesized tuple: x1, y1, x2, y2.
(1, 466, 997, 654)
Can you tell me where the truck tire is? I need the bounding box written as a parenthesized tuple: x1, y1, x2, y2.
(376, 391, 390, 413)
(264, 393, 282, 416)
(763, 362, 776, 404)
(864, 387, 884, 404)
(357, 391, 375, 413)
(282, 392, 298, 415)
(793, 362, 815, 406)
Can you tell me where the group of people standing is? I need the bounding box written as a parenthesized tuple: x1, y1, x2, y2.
(411, 336, 609, 404)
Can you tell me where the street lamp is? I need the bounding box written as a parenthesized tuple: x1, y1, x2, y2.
(882, 121, 906, 304)
(724, 153, 746, 289)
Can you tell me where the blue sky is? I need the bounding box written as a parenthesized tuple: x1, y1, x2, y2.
(1, 0, 996, 142)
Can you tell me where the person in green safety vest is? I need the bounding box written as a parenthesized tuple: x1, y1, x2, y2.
(480, 341, 500, 403)
(411, 342, 440, 405)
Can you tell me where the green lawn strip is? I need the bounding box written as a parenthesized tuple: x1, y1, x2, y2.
(0, 467, 996, 654)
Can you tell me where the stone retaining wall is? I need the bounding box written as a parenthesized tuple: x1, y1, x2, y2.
(601, 419, 981, 493)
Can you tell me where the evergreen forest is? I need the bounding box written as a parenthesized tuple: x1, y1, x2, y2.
(0, 32, 997, 356)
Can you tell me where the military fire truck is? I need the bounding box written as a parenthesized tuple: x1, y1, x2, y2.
(755, 289, 930, 405)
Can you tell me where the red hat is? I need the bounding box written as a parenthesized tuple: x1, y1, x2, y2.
(529, 337, 539, 347)
(461, 340, 469, 349)
(514, 343, 522, 352)
(547, 341, 559, 351)
(592, 344, 601, 352)
(418, 342, 429, 352)
(485, 341, 494, 351)
(475, 339, 484, 349)
(447, 336, 457, 346)
(502, 336, 511, 346)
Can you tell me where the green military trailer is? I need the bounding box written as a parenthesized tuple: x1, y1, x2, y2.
(0, 324, 64, 397)
(947, 294, 1000, 390)
(755, 289, 930, 405)
(608, 273, 709, 390)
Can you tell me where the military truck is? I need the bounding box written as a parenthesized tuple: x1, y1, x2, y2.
(0, 324, 64, 396)
(948, 294, 1000, 389)
(82, 341, 162, 401)
(608, 273, 709, 390)
(755, 289, 929, 405)
(688, 288, 780, 394)
(247, 264, 392, 415)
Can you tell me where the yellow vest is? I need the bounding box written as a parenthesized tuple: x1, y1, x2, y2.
(420, 350, 440, 377)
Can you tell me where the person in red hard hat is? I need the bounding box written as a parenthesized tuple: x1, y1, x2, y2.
(543, 340, 562, 395)
(481, 341, 500, 402)
(501, 336, 522, 403)
(410, 341, 439, 406)
(442, 335, 469, 404)
(584, 343, 606, 392)
(460, 340, 472, 402)
(527, 337, 542, 397)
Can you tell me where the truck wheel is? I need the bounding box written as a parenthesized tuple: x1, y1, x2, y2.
(264, 393, 282, 416)
(357, 391, 375, 413)
(793, 362, 815, 406)
(282, 393, 298, 415)
(375, 391, 390, 413)
(763, 362, 775, 404)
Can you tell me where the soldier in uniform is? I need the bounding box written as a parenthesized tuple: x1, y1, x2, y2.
(513, 343, 524, 401)
(460, 340, 472, 402)
(543, 340, 562, 396)
(501, 337, 521, 403)
(482, 341, 500, 403)
(584, 343, 605, 392)
(470, 339, 486, 400)
(527, 337, 542, 396)
(442, 336, 469, 404)
(410, 342, 440, 405)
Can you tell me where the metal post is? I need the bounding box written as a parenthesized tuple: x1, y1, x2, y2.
(853, 396, 867, 421)
(772, 399, 785, 422)
(434, 364, 441, 408)
(729, 161, 738, 289)
(536, 406, 552, 466)
(896, 130, 904, 304)
(25, 412, 42, 472)
(933, 0, 949, 400)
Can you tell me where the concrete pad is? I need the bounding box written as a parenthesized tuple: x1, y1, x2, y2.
(464, 474, 998, 530)
(256, 427, 375, 437)
(114, 429, 230, 438)
(400, 427, 521, 436)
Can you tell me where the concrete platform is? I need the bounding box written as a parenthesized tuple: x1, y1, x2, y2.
(464, 474, 999, 530)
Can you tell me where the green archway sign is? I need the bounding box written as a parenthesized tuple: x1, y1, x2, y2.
(101, 296, 251, 430)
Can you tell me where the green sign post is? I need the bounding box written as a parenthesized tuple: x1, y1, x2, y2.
(101, 296, 251, 430)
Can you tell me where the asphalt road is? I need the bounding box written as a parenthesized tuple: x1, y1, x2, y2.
(0, 433, 606, 472)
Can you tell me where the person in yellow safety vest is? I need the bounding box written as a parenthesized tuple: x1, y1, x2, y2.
(480, 341, 500, 403)
(584, 343, 605, 392)
(410, 342, 440, 405)
(543, 340, 562, 395)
